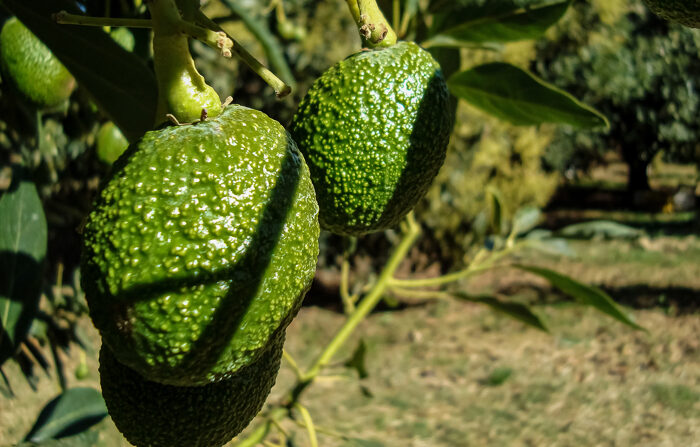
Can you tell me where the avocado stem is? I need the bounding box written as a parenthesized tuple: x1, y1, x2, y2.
(344, 0, 397, 48)
(147, 0, 223, 125)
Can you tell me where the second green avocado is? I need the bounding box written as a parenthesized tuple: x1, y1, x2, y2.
(290, 41, 452, 236)
(82, 105, 319, 386)
(0, 17, 75, 109)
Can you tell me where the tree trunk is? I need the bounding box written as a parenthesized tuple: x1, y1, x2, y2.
(627, 159, 651, 192)
(621, 144, 651, 192)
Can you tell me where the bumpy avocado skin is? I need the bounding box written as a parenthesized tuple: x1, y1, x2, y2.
(82, 105, 319, 386)
(0, 17, 75, 108)
(290, 41, 452, 236)
(644, 0, 700, 27)
(99, 330, 285, 447)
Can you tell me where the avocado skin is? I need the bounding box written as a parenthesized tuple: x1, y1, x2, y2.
(644, 0, 700, 27)
(0, 17, 75, 108)
(290, 41, 452, 236)
(99, 330, 285, 447)
(82, 105, 319, 386)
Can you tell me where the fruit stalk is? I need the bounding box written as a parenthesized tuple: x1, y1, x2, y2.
(147, 0, 222, 124)
(345, 0, 397, 47)
(303, 214, 420, 380)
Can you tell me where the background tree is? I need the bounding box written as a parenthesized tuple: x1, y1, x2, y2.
(534, 0, 700, 192)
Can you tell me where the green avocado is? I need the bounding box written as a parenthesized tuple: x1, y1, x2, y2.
(96, 122, 129, 165)
(644, 0, 700, 27)
(99, 329, 285, 447)
(82, 105, 319, 386)
(0, 17, 76, 109)
(289, 41, 452, 236)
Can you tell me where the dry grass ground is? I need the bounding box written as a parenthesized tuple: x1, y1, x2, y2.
(2, 290, 697, 447)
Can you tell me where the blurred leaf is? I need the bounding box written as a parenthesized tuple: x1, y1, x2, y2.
(556, 220, 643, 240)
(15, 430, 98, 447)
(2, 0, 158, 142)
(0, 169, 46, 365)
(522, 237, 575, 257)
(24, 387, 107, 442)
(512, 206, 541, 235)
(448, 62, 609, 129)
(486, 185, 504, 235)
(483, 366, 513, 386)
(424, 0, 569, 47)
(453, 292, 549, 332)
(344, 339, 368, 379)
(513, 265, 644, 330)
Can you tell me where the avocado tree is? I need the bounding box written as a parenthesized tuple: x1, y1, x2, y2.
(534, 0, 700, 191)
(0, 1, 644, 446)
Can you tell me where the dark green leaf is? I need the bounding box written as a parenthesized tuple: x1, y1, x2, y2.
(557, 220, 643, 240)
(448, 62, 609, 129)
(512, 206, 541, 235)
(424, 1, 569, 47)
(0, 170, 46, 365)
(522, 237, 575, 257)
(513, 265, 644, 330)
(25, 387, 107, 442)
(1, 0, 157, 142)
(483, 366, 513, 386)
(453, 292, 549, 332)
(344, 339, 369, 379)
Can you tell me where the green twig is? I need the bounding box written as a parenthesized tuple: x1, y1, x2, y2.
(303, 213, 420, 380)
(201, 2, 293, 96)
(294, 403, 319, 447)
(340, 243, 356, 314)
(54, 11, 153, 28)
(387, 245, 518, 289)
(282, 349, 304, 380)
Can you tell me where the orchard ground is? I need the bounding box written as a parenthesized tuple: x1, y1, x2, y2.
(1, 160, 699, 447)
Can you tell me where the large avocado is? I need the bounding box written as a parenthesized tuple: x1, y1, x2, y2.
(82, 105, 319, 386)
(290, 41, 452, 236)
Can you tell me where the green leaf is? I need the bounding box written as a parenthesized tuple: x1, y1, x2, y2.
(486, 185, 505, 235)
(15, 430, 98, 447)
(512, 206, 542, 235)
(513, 265, 644, 330)
(24, 387, 108, 442)
(557, 220, 643, 240)
(344, 339, 369, 379)
(453, 292, 549, 332)
(522, 237, 575, 257)
(424, 1, 569, 47)
(447, 62, 609, 129)
(0, 169, 46, 365)
(1, 0, 157, 142)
